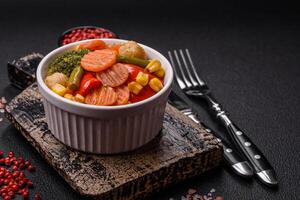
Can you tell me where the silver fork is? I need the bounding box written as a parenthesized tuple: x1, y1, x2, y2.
(168, 49, 278, 186)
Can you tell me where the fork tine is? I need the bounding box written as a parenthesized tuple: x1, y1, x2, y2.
(179, 49, 198, 86)
(173, 50, 192, 88)
(185, 49, 206, 86)
(168, 51, 186, 89)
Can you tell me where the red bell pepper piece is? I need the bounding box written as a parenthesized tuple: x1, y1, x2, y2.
(78, 73, 102, 96)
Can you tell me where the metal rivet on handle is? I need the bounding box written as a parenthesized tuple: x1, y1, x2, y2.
(254, 155, 261, 159)
(244, 142, 251, 147)
(226, 148, 232, 153)
(236, 131, 243, 135)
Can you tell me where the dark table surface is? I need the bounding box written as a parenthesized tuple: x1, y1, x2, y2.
(0, 1, 299, 199)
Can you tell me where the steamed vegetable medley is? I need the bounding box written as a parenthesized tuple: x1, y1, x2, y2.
(45, 40, 165, 106)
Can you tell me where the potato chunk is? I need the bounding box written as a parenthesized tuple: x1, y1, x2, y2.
(45, 72, 68, 88)
(119, 41, 146, 59)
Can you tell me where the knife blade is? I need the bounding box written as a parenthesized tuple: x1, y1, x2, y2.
(168, 91, 253, 177)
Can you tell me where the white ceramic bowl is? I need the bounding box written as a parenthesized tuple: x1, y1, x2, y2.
(37, 39, 173, 154)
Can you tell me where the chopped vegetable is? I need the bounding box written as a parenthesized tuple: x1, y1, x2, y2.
(78, 73, 102, 96)
(81, 49, 117, 72)
(74, 94, 85, 103)
(65, 88, 74, 95)
(130, 85, 156, 103)
(77, 40, 107, 51)
(64, 93, 75, 101)
(136, 72, 149, 86)
(67, 66, 84, 90)
(45, 72, 68, 88)
(154, 68, 165, 78)
(46, 40, 166, 106)
(119, 41, 146, 59)
(85, 86, 117, 106)
(117, 55, 150, 67)
(51, 83, 67, 96)
(109, 44, 122, 52)
(47, 49, 90, 77)
(96, 63, 129, 87)
(149, 78, 163, 92)
(146, 60, 162, 73)
(128, 81, 143, 95)
(115, 85, 130, 105)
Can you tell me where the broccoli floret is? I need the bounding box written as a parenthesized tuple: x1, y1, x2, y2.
(47, 49, 90, 77)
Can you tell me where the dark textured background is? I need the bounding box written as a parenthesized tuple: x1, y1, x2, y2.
(0, 1, 299, 199)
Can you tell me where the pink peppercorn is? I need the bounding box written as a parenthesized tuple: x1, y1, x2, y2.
(60, 26, 116, 46)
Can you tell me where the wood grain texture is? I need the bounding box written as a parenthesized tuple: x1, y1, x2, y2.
(5, 83, 223, 200)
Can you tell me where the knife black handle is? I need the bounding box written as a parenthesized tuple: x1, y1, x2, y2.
(182, 110, 253, 177)
(202, 93, 278, 186)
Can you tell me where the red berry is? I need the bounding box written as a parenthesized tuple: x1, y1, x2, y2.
(1, 188, 7, 194)
(0, 158, 5, 165)
(11, 184, 18, 191)
(8, 152, 14, 158)
(0, 151, 3, 158)
(4, 179, 9, 185)
(19, 163, 25, 170)
(34, 193, 42, 200)
(28, 165, 36, 172)
(4, 195, 11, 200)
(4, 159, 11, 166)
(12, 171, 19, 178)
(12, 165, 18, 171)
(8, 181, 15, 186)
(22, 190, 29, 199)
(27, 181, 33, 188)
(22, 178, 29, 183)
(18, 157, 25, 163)
(7, 191, 14, 197)
(13, 160, 19, 166)
(24, 161, 31, 167)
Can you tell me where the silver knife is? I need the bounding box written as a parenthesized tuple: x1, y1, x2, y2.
(169, 91, 253, 177)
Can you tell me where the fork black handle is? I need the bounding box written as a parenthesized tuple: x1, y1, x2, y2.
(201, 93, 278, 186)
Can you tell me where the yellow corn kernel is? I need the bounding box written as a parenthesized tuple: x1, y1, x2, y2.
(75, 94, 85, 103)
(146, 60, 161, 73)
(65, 88, 74, 94)
(74, 45, 80, 50)
(128, 81, 143, 95)
(149, 78, 163, 92)
(64, 93, 75, 101)
(52, 83, 67, 96)
(154, 68, 165, 78)
(136, 72, 149, 86)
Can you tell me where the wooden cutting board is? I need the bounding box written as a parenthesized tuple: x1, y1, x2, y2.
(4, 83, 223, 200)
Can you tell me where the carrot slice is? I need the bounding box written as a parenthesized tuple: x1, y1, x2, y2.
(81, 49, 117, 72)
(85, 86, 117, 106)
(115, 85, 130, 105)
(96, 63, 129, 87)
(78, 40, 107, 51)
(109, 44, 122, 52)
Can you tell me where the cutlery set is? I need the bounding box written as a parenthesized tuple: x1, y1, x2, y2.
(167, 49, 278, 186)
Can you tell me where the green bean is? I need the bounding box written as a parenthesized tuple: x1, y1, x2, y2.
(68, 66, 84, 90)
(117, 55, 150, 67)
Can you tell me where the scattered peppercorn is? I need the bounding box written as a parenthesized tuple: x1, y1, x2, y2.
(169, 188, 223, 200)
(34, 194, 42, 200)
(0, 151, 41, 200)
(60, 27, 117, 46)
